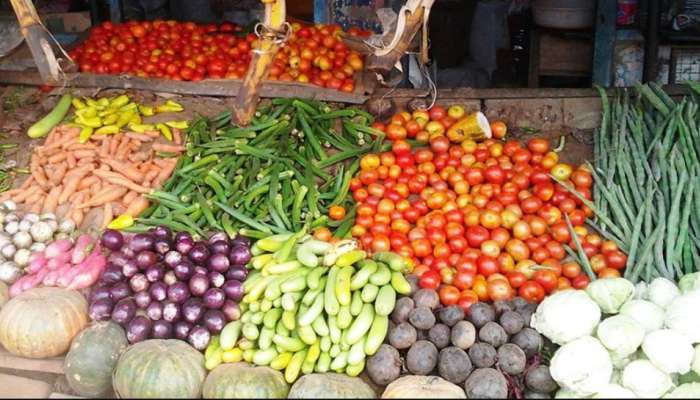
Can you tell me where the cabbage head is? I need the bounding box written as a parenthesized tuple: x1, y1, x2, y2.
(678, 272, 700, 293)
(585, 278, 635, 314)
(664, 383, 700, 398)
(621, 360, 673, 398)
(647, 277, 680, 309)
(641, 329, 693, 374)
(619, 300, 664, 333)
(592, 384, 637, 399)
(550, 336, 612, 396)
(531, 290, 601, 345)
(597, 314, 645, 357)
(665, 291, 700, 343)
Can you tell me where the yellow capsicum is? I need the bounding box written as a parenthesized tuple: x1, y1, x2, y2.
(156, 123, 173, 141)
(107, 214, 134, 230)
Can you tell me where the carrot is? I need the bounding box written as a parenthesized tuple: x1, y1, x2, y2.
(109, 136, 119, 155)
(0, 189, 21, 202)
(124, 195, 149, 218)
(154, 159, 177, 186)
(42, 185, 62, 213)
(41, 135, 75, 153)
(112, 203, 126, 215)
(102, 159, 144, 183)
(44, 127, 61, 145)
(76, 157, 95, 166)
(89, 181, 102, 196)
(129, 152, 150, 163)
(77, 176, 100, 190)
(29, 201, 42, 214)
(71, 208, 84, 228)
(66, 152, 77, 168)
(79, 186, 127, 209)
(66, 143, 96, 151)
(99, 139, 109, 158)
(116, 138, 131, 160)
(126, 132, 154, 142)
(30, 165, 49, 188)
(19, 176, 34, 190)
(102, 202, 114, 229)
(123, 190, 138, 205)
(47, 152, 68, 163)
(152, 143, 185, 153)
(144, 130, 161, 138)
(58, 170, 89, 204)
(73, 150, 95, 159)
(106, 175, 151, 194)
(144, 168, 160, 184)
(48, 163, 67, 186)
(26, 191, 44, 204)
(174, 128, 182, 145)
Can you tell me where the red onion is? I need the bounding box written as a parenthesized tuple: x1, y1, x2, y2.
(203, 288, 225, 309)
(221, 300, 241, 321)
(167, 282, 190, 303)
(203, 309, 226, 333)
(129, 273, 150, 292)
(134, 291, 152, 309)
(89, 298, 114, 321)
(208, 271, 225, 288)
(187, 325, 211, 351)
(162, 301, 181, 322)
(189, 273, 210, 297)
(129, 233, 155, 253)
(152, 320, 173, 339)
(229, 245, 251, 266)
(149, 282, 168, 302)
(126, 316, 152, 343)
(101, 230, 125, 251)
(173, 321, 192, 340)
(145, 301, 163, 320)
(164, 250, 184, 268)
(222, 280, 244, 302)
(207, 253, 230, 273)
(225, 266, 248, 281)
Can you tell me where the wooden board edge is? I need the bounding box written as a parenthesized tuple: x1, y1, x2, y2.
(0, 347, 65, 374)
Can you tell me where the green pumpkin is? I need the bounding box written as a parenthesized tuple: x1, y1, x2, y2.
(288, 373, 377, 399)
(202, 362, 289, 399)
(113, 339, 206, 399)
(64, 321, 128, 397)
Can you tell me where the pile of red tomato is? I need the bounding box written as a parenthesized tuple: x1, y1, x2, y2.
(349, 107, 628, 309)
(69, 20, 368, 92)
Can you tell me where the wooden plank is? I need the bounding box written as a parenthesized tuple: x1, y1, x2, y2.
(0, 70, 373, 104)
(0, 347, 64, 375)
(0, 373, 52, 398)
(592, 0, 617, 86)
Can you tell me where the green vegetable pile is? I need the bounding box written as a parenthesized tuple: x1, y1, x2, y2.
(578, 83, 700, 283)
(133, 98, 385, 238)
(203, 230, 412, 383)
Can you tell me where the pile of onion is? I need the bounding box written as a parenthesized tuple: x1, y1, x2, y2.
(88, 227, 251, 350)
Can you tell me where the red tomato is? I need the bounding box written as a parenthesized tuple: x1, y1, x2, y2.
(453, 271, 475, 290)
(466, 226, 490, 247)
(507, 271, 527, 288)
(533, 270, 559, 293)
(604, 250, 627, 270)
(439, 285, 461, 305)
(571, 274, 590, 289)
(477, 255, 499, 277)
(519, 281, 546, 303)
(419, 270, 441, 289)
(483, 165, 505, 184)
(487, 279, 513, 301)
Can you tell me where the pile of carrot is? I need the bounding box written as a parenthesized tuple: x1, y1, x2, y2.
(0, 124, 184, 228)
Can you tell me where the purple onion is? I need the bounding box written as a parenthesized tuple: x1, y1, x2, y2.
(100, 265, 124, 285)
(202, 288, 225, 309)
(229, 245, 251, 266)
(182, 298, 204, 323)
(174, 232, 192, 243)
(187, 325, 211, 351)
(188, 273, 210, 297)
(145, 265, 165, 283)
(173, 261, 194, 280)
(222, 280, 244, 302)
(145, 301, 163, 320)
(129, 233, 155, 253)
(231, 234, 251, 248)
(163, 271, 178, 285)
(173, 321, 192, 340)
(203, 309, 226, 333)
(152, 225, 172, 241)
(209, 240, 230, 255)
(208, 232, 229, 244)
(90, 286, 112, 303)
(108, 251, 130, 267)
(167, 282, 190, 303)
(207, 253, 230, 273)
(225, 265, 248, 281)
(175, 237, 194, 254)
(110, 282, 132, 301)
(208, 271, 225, 288)
(89, 298, 114, 321)
(152, 320, 173, 339)
(149, 281, 168, 302)
(129, 273, 150, 292)
(121, 261, 139, 278)
(188, 243, 210, 265)
(121, 245, 135, 258)
(221, 300, 241, 321)
(164, 250, 184, 267)
(136, 251, 158, 269)
(194, 266, 208, 276)
(126, 316, 152, 343)
(154, 239, 171, 255)
(162, 301, 181, 322)
(111, 298, 137, 325)
(134, 291, 152, 309)
(101, 229, 125, 251)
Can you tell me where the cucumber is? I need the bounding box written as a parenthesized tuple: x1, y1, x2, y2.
(337, 305, 353, 329)
(306, 266, 329, 290)
(330, 351, 349, 371)
(374, 285, 396, 316)
(328, 315, 341, 344)
(285, 350, 307, 384)
(298, 325, 318, 345)
(334, 266, 353, 306)
(336, 250, 367, 267)
(263, 308, 283, 329)
(350, 260, 377, 290)
(272, 335, 306, 352)
(253, 348, 278, 366)
(270, 352, 293, 370)
(390, 271, 412, 295)
(315, 352, 331, 373)
(347, 337, 366, 365)
(320, 336, 332, 352)
(364, 315, 389, 356)
(361, 284, 379, 303)
(346, 360, 365, 377)
(324, 266, 340, 315)
(219, 320, 242, 350)
(312, 314, 330, 337)
(298, 291, 325, 326)
(373, 252, 407, 271)
(258, 327, 275, 350)
(205, 347, 223, 370)
(369, 263, 391, 286)
(28, 94, 72, 138)
(345, 303, 375, 345)
(282, 309, 296, 330)
(350, 290, 363, 316)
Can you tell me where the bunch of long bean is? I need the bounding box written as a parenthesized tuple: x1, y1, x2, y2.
(132, 98, 386, 238)
(568, 82, 700, 283)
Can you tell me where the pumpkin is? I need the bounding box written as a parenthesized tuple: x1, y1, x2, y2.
(381, 375, 466, 399)
(288, 373, 377, 399)
(0, 287, 88, 358)
(203, 362, 289, 399)
(64, 321, 128, 397)
(0, 282, 7, 309)
(113, 339, 206, 399)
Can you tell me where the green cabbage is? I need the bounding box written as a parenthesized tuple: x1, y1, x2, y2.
(585, 278, 635, 314)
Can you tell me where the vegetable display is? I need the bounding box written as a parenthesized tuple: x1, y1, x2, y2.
(287, 373, 376, 399)
(135, 98, 384, 237)
(9, 234, 107, 297)
(0, 287, 88, 358)
(89, 228, 250, 348)
(367, 290, 557, 399)
(202, 362, 290, 399)
(68, 20, 368, 91)
(204, 231, 410, 382)
(0, 201, 77, 286)
(586, 83, 700, 283)
(349, 111, 619, 308)
(533, 275, 700, 398)
(0, 120, 180, 228)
